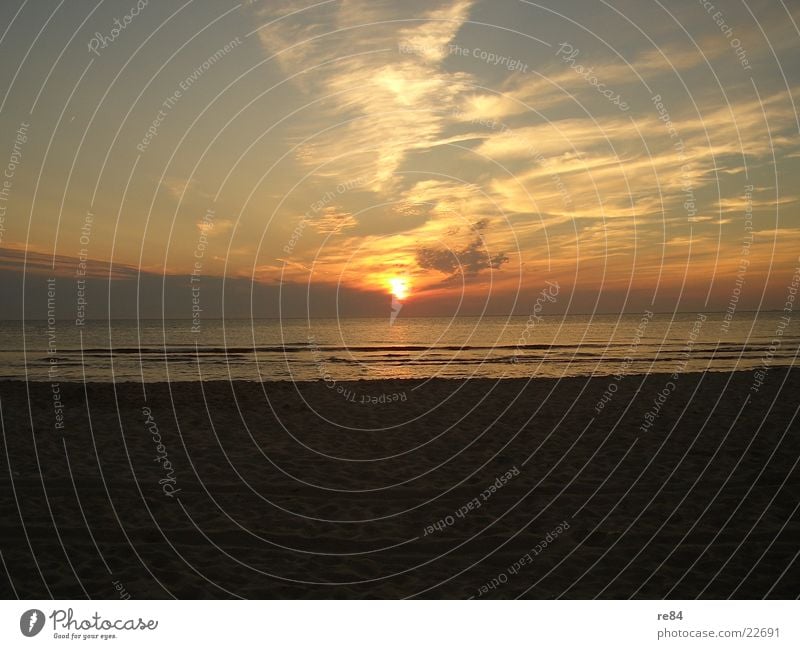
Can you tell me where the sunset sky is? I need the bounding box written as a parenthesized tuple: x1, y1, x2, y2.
(1, 0, 798, 317)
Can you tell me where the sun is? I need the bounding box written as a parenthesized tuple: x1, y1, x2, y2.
(388, 277, 410, 301)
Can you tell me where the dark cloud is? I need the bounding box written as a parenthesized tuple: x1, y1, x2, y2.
(416, 236, 509, 277)
(0, 259, 392, 320)
(0, 247, 140, 279)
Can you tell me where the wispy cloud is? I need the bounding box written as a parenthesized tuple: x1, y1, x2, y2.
(310, 207, 358, 233)
(252, 0, 475, 190)
(0, 246, 141, 279)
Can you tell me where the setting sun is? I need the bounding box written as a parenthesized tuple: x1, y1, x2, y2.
(388, 277, 410, 301)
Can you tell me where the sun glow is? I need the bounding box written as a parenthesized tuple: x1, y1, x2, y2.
(388, 277, 410, 301)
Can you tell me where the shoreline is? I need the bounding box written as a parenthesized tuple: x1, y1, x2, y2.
(0, 366, 792, 385)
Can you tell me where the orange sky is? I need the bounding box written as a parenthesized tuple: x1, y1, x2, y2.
(0, 0, 798, 316)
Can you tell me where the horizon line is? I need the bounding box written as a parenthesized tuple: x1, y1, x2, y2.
(1, 309, 782, 322)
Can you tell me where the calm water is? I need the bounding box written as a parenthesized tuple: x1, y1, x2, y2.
(0, 312, 797, 382)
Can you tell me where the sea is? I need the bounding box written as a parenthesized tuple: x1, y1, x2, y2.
(0, 311, 796, 383)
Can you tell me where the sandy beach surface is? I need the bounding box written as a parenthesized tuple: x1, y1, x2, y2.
(0, 369, 797, 598)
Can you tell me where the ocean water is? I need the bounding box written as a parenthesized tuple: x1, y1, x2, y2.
(0, 312, 796, 382)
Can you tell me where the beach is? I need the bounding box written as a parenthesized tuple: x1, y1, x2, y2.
(0, 367, 797, 599)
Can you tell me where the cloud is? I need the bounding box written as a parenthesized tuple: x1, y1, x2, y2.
(400, 179, 497, 221)
(451, 40, 735, 127)
(397, 0, 473, 62)
(195, 217, 235, 237)
(162, 177, 198, 200)
(468, 89, 800, 226)
(310, 207, 358, 233)
(714, 194, 799, 213)
(416, 234, 508, 276)
(0, 246, 141, 279)
(252, 0, 476, 191)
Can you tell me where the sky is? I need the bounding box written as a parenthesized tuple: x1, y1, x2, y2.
(0, 0, 798, 319)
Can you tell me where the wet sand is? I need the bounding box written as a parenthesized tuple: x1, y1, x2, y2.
(0, 369, 798, 598)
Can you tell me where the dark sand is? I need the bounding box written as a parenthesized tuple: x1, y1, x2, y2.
(1, 369, 798, 598)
